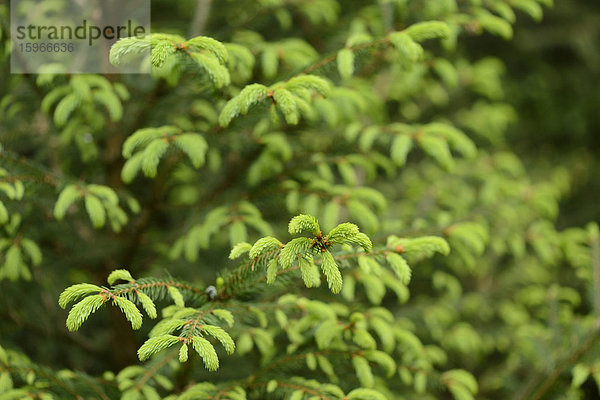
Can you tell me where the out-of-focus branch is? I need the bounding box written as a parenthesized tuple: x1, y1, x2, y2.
(189, 0, 213, 37)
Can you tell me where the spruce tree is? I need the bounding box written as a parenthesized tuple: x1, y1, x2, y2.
(1, 1, 599, 399)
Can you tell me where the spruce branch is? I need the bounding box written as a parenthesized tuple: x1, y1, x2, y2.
(217, 228, 446, 303)
(250, 349, 362, 381)
(0, 361, 114, 399)
(136, 348, 179, 393)
(299, 20, 449, 77)
(518, 319, 600, 400)
(0, 150, 60, 187)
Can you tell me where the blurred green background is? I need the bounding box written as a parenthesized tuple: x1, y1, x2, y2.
(482, 0, 600, 227)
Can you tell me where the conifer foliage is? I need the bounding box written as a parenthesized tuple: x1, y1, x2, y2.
(0, 1, 599, 399)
